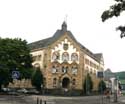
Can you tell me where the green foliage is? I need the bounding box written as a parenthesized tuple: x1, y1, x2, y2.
(83, 73, 93, 95)
(101, 0, 125, 38)
(115, 71, 125, 79)
(98, 80, 106, 94)
(31, 69, 43, 90)
(0, 67, 11, 89)
(0, 38, 33, 90)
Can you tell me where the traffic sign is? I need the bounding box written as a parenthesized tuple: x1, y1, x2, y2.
(12, 71, 20, 79)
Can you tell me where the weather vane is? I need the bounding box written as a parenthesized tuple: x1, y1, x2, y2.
(64, 14, 68, 23)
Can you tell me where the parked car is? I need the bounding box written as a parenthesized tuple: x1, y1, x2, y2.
(26, 89, 40, 94)
(17, 88, 28, 94)
(7, 88, 19, 95)
(2, 88, 11, 92)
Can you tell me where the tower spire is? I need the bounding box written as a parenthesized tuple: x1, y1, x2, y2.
(61, 15, 67, 31)
(61, 21, 67, 31)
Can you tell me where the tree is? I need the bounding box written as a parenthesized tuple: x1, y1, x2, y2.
(83, 73, 93, 95)
(0, 38, 33, 90)
(31, 69, 43, 91)
(98, 80, 106, 94)
(101, 0, 125, 38)
(0, 66, 10, 90)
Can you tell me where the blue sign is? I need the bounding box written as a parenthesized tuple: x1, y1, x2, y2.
(12, 71, 20, 79)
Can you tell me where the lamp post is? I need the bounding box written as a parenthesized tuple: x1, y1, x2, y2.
(114, 77, 118, 102)
(97, 71, 104, 104)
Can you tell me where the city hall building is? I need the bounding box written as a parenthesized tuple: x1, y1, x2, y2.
(28, 22, 104, 94)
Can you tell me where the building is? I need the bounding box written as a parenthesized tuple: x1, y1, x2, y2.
(104, 69, 115, 92)
(104, 69, 125, 95)
(28, 21, 104, 95)
(115, 71, 125, 94)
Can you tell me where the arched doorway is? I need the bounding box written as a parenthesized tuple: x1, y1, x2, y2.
(62, 77, 70, 88)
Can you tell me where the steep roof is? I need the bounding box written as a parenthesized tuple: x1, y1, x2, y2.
(28, 37, 52, 50)
(104, 69, 115, 80)
(28, 22, 102, 62)
(28, 22, 77, 50)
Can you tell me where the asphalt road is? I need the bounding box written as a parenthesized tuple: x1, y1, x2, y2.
(0, 95, 33, 104)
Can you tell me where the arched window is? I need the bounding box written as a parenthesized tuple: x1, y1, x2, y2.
(53, 78, 57, 87)
(52, 52, 60, 61)
(62, 52, 69, 62)
(71, 53, 78, 61)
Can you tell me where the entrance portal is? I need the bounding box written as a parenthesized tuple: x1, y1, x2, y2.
(62, 77, 70, 88)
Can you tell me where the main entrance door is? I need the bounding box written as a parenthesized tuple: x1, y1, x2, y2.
(62, 77, 70, 88)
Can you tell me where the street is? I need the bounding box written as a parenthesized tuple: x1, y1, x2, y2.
(0, 94, 125, 104)
(0, 95, 33, 104)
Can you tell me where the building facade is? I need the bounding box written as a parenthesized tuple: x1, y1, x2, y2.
(29, 22, 104, 94)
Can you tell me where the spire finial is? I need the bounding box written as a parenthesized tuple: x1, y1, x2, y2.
(62, 15, 68, 31)
(64, 14, 68, 24)
(62, 21, 67, 31)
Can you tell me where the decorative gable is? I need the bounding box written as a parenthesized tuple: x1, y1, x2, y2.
(51, 38, 79, 64)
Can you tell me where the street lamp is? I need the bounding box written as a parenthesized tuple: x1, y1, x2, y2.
(114, 77, 118, 102)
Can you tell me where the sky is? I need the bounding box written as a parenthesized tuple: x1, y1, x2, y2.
(0, 0, 125, 72)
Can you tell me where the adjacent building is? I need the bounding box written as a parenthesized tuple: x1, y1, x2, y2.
(28, 21, 104, 94)
(104, 69, 125, 95)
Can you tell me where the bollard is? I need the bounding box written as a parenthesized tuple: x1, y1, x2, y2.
(37, 97, 39, 104)
(40, 99, 42, 104)
(44, 100, 46, 104)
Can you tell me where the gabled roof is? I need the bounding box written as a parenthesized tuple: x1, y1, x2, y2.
(28, 21, 78, 50)
(104, 69, 115, 80)
(28, 37, 52, 50)
(28, 22, 103, 62)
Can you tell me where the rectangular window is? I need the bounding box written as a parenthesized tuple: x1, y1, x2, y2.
(85, 59, 89, 65)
